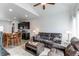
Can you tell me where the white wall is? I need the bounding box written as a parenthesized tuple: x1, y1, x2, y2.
(0, 20, 11, 32)
(26, 10, 72, 42)
(0, 19, 19, 33)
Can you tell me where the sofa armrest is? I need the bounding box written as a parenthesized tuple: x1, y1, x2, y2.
(52, 42, 65, 50)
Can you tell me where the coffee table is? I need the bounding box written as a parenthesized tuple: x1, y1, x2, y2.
(25, 41, 44, 56)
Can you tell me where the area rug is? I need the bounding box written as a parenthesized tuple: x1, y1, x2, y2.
(5, 44, 50, 56)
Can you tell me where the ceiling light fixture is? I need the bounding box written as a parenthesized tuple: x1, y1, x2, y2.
(41, 2, 46, 5)
(9, 9, 13, 12)
(33, 3, 55, 10)
(25, 15, 28, 17)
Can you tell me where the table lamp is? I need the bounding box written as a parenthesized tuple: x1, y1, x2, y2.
(0, 26, 4, 32)
(66, 31, 71, 42)
(66, 31, 72, 42)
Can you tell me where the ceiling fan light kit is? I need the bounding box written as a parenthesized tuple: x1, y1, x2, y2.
(33, 3, 55, 10)
(41, 2, 46, 5)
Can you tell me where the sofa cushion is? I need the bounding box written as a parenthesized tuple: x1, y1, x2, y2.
(40, 36, 49, 40)
(44, 40, 53, 44)
(47, 48, 64, 56)
(53, 37, 61, 44)
(52, 42, 65, 50)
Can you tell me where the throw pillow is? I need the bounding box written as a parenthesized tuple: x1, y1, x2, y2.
(53, 37, 61, 43)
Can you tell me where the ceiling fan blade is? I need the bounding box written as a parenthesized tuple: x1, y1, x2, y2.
(47, 3, 55, 5)
(33, 3, 41, 7)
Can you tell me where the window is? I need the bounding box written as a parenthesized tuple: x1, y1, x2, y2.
(0, 26, 4, 32)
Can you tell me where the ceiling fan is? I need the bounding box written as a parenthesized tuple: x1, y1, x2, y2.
(33, 3, 55, 10)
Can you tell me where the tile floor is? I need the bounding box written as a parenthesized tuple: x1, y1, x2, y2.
(5, 40, 50, 56)
(5, 44, 50, 56)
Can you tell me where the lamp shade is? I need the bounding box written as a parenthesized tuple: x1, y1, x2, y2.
(33, 28, 39, 35)
(66, 31, 72, 34)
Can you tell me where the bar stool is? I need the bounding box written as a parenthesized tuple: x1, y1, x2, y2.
(12, 32, 22, 46)
(3, 33, 11, 48)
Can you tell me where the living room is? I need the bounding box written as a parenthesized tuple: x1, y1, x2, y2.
(0, 3, 79, 56)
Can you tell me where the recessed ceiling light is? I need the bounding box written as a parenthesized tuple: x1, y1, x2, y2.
(25, 15, 28, 17)
(9, 9, 13, 12)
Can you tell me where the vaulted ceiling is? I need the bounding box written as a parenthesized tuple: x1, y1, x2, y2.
(29, 3, 77, 18)
(0, 3, 77, 21)
(0, 3, 39, 21)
